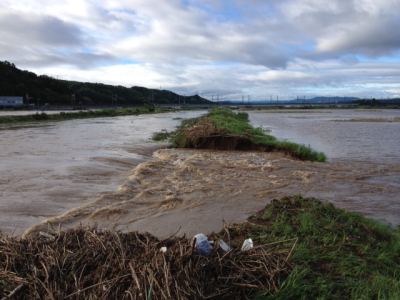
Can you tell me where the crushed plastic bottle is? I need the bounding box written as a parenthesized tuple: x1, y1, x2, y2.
(219, 239, 231, 252)
(193, 233, 213, 257)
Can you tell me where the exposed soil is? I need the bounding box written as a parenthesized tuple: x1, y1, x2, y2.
(187, 135, 275, 151)
(183, 131, 305, 161)
(179, 116, 290, 155)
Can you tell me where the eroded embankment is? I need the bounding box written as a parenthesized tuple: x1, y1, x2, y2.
(170, 108, 326, 162)
(184, 134, 312, 161)
(173, 114, 274, 151)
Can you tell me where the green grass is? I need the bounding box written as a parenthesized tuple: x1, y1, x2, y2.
(164, 107, 326, 162)
(335, 117, 400, 122)
(151, 131, 172, 141)
(246, 195, 400, 300)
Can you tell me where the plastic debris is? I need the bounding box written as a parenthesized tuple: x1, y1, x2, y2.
(241, 238, 254, 251)
(160, 247, 167, 253)
(39, 231, 56, 241)
(193, 233, 213, 257)
(219, 239, 231, 252)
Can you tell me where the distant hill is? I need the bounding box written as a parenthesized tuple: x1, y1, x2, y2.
(286, 96, 360, 103)
(0, 61, 210, 106)
(229, 96, 360, 104)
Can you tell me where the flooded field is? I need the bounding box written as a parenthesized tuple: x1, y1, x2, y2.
(1, 109, 400, 237)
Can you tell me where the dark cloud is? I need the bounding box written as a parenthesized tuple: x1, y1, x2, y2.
(0, 10, 120, 69)
(323, 18, 400, 57)
(0, 13, 83, 47)
(17, 51, 117, 70)
(281, 0, 400, 60)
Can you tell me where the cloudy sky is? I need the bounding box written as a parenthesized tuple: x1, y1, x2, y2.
(1, 0, 400, 101)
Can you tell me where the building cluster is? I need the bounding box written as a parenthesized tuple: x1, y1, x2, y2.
(0, 96, 23, 107)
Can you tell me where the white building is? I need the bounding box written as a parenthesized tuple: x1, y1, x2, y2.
(0, 96, 23, 107)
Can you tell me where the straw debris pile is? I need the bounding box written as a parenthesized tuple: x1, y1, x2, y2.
(0, 225, 293, 299)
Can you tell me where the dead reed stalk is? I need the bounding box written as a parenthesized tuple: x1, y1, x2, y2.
(1, 225, 293, 299)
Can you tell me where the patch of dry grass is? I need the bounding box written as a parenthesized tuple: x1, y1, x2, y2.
(0, 226, 292, 299)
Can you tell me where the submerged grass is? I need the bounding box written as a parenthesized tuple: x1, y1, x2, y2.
(335, 117, 400, 122)
(165, 107, 326, 162)
(1, 196, 399, 299)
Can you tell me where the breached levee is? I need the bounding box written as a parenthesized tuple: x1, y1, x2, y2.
(4, 108, 400, 299)
(23, 149, 298, 238)
(22, 146, 400, 239)
(169, 108, 326, 162)
(3, 196, 400, 299)
(22, 108, 400, 237)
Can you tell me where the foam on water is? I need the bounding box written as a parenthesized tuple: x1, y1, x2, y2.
(23, 148, 400, 238)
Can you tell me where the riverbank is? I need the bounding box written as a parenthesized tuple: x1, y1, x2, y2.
(1, 195, 399, 299)
(0, 106, 177, 127)
(161, 107, 326, 162)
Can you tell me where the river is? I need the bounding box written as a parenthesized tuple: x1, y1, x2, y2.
(1, 109, 399, 238)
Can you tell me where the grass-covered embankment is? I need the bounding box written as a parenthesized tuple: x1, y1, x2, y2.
(0, 106, 172, 127)
(335, 117, 400, 122)
(248, 195, 400, 299)
(162, 107, 326, 162)
(1, 196, 399, 299)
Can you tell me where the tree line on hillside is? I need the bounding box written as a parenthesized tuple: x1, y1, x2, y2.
(0, 61, 210, 106)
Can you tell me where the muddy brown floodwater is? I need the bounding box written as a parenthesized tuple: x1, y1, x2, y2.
(1, 109, 400, 238)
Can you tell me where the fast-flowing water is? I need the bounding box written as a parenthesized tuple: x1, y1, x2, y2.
(1, 109, 399, 238)
(0, 111, 204, 236)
